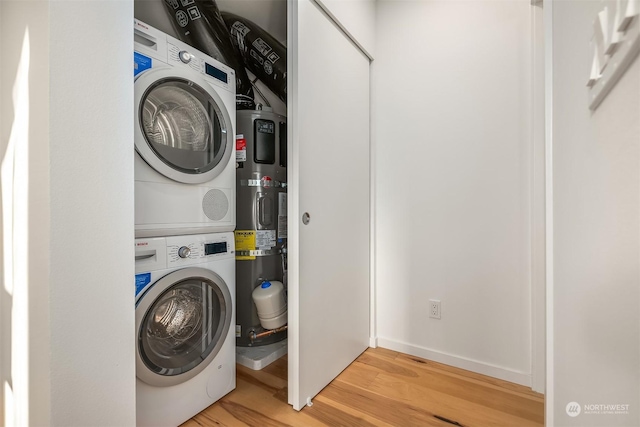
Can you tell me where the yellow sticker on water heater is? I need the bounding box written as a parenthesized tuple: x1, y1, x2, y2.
(234, 230, 256, 260)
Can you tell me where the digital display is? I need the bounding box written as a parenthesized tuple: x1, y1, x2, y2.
(205, 242, 227, 255)
(205, 63, 228, 84)
(254, 119, 276, 164)
(257, 121, 275, 134)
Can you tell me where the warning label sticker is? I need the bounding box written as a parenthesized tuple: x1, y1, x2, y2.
(236, 134, 247, 162)
(250, 49, 264, 65)
(134, 52, 152, 77)
(278, 217, 287, 239)
(176, 10, 189, 27)
(278, 193, 287, 239)
(231, 21, 251, 38)
(267, 51, 280, 64)
(252, 37, 272, 56)
(187, 6, 201, 20)
(264, 60, 273, 75)
(256, 230, 276, 249)
(235, 230, 256, 260)
(135, 273, 151, 297)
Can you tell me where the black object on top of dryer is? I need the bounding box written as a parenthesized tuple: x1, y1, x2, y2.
(222, 12, 287, 104)
(163, 0, 255, 110)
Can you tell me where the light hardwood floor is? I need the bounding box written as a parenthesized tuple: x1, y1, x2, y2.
(182, 347, 544, 427)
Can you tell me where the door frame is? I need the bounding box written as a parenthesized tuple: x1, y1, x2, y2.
(531, 0, 547, 395)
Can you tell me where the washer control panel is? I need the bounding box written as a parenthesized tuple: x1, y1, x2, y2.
(165, 232, 234, 266)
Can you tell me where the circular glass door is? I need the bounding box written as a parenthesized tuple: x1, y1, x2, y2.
(136, 268, 232, 386)
(134, 68, 234, 184)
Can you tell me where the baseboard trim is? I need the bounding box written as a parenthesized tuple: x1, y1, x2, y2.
(377, 337, 532, 387)
(369, 336, 378, 348)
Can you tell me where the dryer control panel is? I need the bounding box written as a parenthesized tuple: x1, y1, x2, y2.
(134, 19, 234, 93)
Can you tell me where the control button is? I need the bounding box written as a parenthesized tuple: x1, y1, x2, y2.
(178, 50, 193, 64)
(178, 246, 191, 258)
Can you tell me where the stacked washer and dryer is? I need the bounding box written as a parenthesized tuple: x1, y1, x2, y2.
(133, 19, 237, 427)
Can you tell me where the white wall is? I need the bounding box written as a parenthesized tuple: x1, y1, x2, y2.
(1, 1, 136, 425)
(374, 0, 539, 386)
(1, 2, 51, 425)
(551, 1, 640, 425)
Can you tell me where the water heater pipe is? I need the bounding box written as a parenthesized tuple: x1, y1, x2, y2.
(249, 325, 288, 342)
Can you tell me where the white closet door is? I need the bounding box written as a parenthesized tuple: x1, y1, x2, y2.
(287, 0, 371, 411)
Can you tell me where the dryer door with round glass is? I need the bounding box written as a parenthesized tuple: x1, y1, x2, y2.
(136, 267, 232, 387)
(134, 67, 234, 184)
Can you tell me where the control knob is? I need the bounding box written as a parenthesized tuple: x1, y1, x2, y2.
(178, 246, 191, 258)
(178, 50, 193, 64)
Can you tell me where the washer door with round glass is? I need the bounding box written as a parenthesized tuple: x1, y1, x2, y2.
(134, 67, 234, 184)
(136, 267, 232, 387)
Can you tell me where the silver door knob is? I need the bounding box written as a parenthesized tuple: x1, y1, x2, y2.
(302, 212, 310, 225)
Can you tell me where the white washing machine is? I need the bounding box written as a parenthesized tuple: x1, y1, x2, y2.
(135, 232, 235, 427)
(134, 19, 236, 237)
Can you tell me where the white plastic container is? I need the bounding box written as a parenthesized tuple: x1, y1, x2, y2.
(252, 280, 287, 330)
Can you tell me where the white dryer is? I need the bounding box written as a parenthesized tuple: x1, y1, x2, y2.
(134, 19, 236, 237)
(135, 233, 235, 427)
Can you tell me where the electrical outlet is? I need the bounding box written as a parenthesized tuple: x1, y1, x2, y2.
(429, 300, 441, 319)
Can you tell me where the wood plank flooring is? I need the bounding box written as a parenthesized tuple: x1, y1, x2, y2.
(182, 347, 544, 427)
